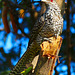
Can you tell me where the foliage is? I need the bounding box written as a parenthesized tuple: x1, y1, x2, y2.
(21, 66, 33, 75)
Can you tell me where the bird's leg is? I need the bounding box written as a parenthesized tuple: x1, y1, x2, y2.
(43, 38, 52, 43)
(47, 54, 61, 64)
(54, 34, 58, 39)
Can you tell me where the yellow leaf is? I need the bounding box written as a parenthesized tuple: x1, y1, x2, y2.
(19, 9, 24, 18)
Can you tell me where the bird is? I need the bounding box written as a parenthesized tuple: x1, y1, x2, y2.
(9, 0, 63, 74)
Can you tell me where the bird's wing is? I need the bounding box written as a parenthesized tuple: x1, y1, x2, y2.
(29, 15, 45, 44)
(28, 3, 47, 45)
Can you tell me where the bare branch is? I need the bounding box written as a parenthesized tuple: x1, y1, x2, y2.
(33, 36, 63, 75)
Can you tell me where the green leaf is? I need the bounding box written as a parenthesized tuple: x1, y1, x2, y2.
(21, 66, 33, 75)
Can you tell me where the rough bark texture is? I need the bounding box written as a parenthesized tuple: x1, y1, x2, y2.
(66, 0, 71, 75)
(32, 36, 62, 75)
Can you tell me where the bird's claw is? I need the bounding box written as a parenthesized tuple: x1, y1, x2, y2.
(43, 38, 52, 43)
(54, 34, 57, 39)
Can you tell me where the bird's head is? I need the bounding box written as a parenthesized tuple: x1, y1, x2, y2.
(41, 0, 53, 3)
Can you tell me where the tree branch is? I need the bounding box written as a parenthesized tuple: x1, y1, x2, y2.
(32, 36, 63, 75)
(66, 0, 71, 75)
(2, 0, 42, 10)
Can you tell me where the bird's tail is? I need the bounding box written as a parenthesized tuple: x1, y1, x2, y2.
(9, 41, 40, 75)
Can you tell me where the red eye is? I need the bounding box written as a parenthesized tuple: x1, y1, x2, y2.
(51, 0, 53, 2)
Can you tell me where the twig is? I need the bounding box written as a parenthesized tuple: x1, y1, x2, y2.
(14, 17, 30, 38)
(55, 57, 66, 69)
(2, 0, 42, 10)
(9, 8, 30, 38)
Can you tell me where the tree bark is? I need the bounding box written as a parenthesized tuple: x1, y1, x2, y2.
(66, 0, 71, 75)
(32, 36, 62, 75)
